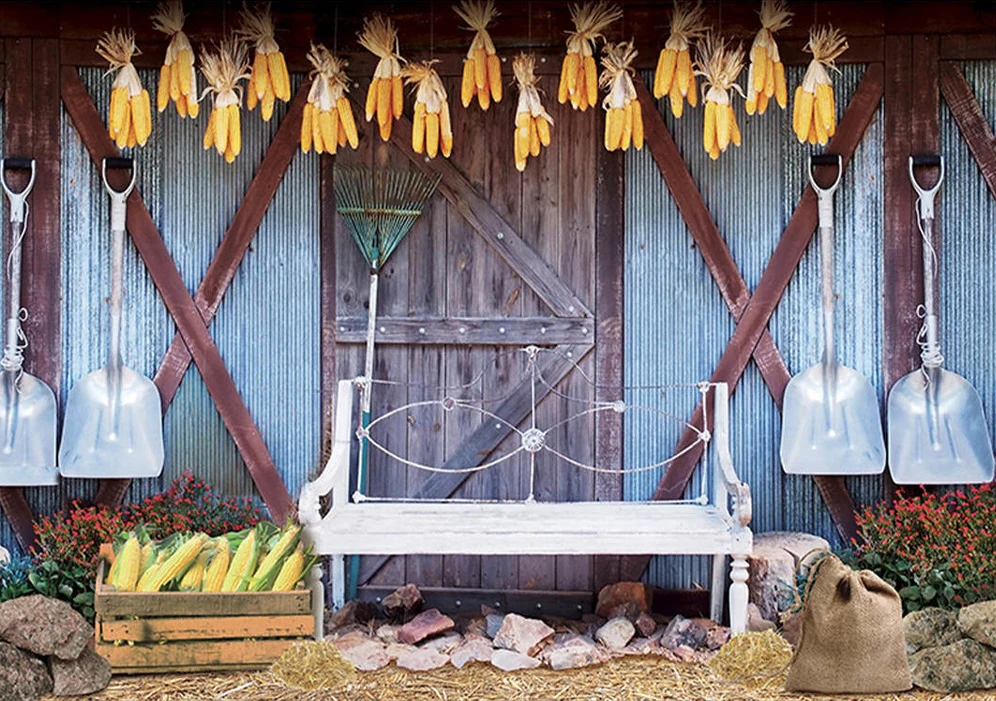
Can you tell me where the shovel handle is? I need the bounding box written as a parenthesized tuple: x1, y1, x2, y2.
(908, 154, 944, 220)
(0, 158, 35, 225)
(808, 154, 842, 230)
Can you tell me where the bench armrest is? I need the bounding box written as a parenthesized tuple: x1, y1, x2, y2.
(711, 383, 752, 527)
(299, 379, 355, 525)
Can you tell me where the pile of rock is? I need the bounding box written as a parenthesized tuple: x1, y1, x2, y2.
(326, 582, 730, 673)
(0, 595, 111, 700)
(905, 601, 996, 693)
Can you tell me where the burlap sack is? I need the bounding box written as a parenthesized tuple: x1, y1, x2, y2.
(785, 553, 912, 694)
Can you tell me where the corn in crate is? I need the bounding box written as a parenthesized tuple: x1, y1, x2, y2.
(94, 522, 321, 674)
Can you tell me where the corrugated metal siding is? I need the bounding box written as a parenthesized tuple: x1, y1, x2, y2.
(625, 64, 884, 589)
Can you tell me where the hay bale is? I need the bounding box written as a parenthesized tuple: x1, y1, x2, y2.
(270, 641, 357, 691)
(708, 630, 792, 689)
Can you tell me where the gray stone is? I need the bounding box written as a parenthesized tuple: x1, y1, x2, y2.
(419, 631, 463, 654)
(375, 624, 401, 644)
(332, 632, 390, 671)
(705, 625, 731, 651)
(0, 596, 92, 660)
(397, 609, 455, 645)
(958, 600, 996, 648)
(660, 615, 711, 650)
(595, 582, 652, 620)
(491, 649, 541, 671)
(49, 646, 112, 696)
(461, 616, 487, 637)
(747, 531, 830, 623)
(910, 638, 996, 693)
(0, 642, 52, 701)
(493, 614, 554, 656)
(381, 584, 424, 622)
(671, 644, 712, 664)
(904, 607, 962, 655)
(394, 645, 449, 671)
(595, 617, 635, 651)
(543, 635, 608, 670)
(450, 635, 495, 669)
(635, 612, 657, 637)
(485, 613, 505, 639)
(327, 600, 377, 631)
(746, 604, 776, 634)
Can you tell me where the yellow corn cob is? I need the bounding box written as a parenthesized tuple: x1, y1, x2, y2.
(669, 80, 684, 119)
(745, 91, 757, 115)
(132, 90, 152, 146)
(203, 108, 216, 149)
(176, 93, 189, 117)
(188, 95, 199, 118)
(249, 525, 301, 591)
(441, 102, 453, 157)
(106, 550, 120, 587)
(365, 78, 378, 121)
(127, 124, 137, 149)
(716, 101, 730, 151)
(213, 105, 229, 155)
(376, 78, 391, 128)
(774, 61, 787, 108)
(676, 49, 691, 96)
(536, 116, 551, 147)
(474, 47, 487, 90)
(313, 105, 325, 154)
(115, 101, 131, 148)
(202, 539, 230, 593)
(814, 106, 828, 144)
(562, 52, 579, 102)
(392, 75, 403, 119)
(528, 115, 540, 156)
(337, 97, 359, 149)
(632, 102, 644, 150)
(301, 103, 313, 153)
(730, 106, 742, 146)
(262, 90, 275, 122)
(412, 102, 426, 154)
(654, 48, 677, 100)
(114, 535, 142, 592)
(426, 112, 440, 159)
(157, 64, 171, 112)
(140, 534, 209, 592)
(703, 100, 716, 154)
(558, 55, 572, 104)
(228, 104, 241, 157)
(268, 51, 290, 101)
(816, 82, 834, 129)
(179, 550, 209, 591)
(687, 74, 699, 107)
(319, 109, 337, 155)
(620, 102, 633, 151)
(109, 87, 128, 136)
(488, 54, 502, 102)
(338, 122, 348, 148)
(272, 546, 305, 592)
(222, 529, 258, 592)
(795, 89, 814, 143)
(584, 55, 598, 109)
(461, 60, 475, 107)
(756, 89, 769, 115)
(764, 56, 775, 98)
(477, 83, 491, 111)
(135, 551, 167, 592)
(177, 51, 193, 97)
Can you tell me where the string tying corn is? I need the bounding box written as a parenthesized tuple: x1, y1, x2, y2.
(653, 1, 708, 118)
(745, 0, 792, 115)
(151, 0, 199, 118)
(97, 28, 152, 149)
(238, 2, 291, 122)
(301, 44, 359, 155)
(360, 14, 405, 142)
(200, 38, 251, 163)
(455, 0, 502, 110)
(696, 34, 745, 160)
(600, 41, 643, 152)
(793, 25, 848, 145)
(558, 1, 622, 112)
(512, 54, 553, 171)
(404, 61, 453, 159)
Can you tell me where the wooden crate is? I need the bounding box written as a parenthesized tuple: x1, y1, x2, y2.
(94, 546, 319, 674)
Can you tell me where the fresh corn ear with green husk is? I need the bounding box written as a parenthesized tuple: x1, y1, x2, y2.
(139, 533, 209, 592)
(238, 2, 291, 122)
(653, 1, 708, 117)
(200, 38, 251, 163)
(272, 544, 305, 591)
(697, 34, 745, 160)
(404, 61, 453, 159)
(179, 550, 209, 591)
(136, 550, 167, 592)
(745, 0, 791, 115)
(248, 524, 301, 591)
(600, 42, 643, 152)
(301, 44, 358, 155)
(454, 0, 502, 110)
(558, 1, 622, 112)
(110, 534, 142, 592)
(97, 28, 152, 149)
(359, 13, 405, 142)
(201, 538, 231, 592)
(151, 0, 199, 118)
(512, 54, 553, 171)
(222, 527, 259, 592)
(793, 25, 847, 145)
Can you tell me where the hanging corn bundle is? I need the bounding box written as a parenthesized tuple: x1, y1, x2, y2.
(793, 25, 848, 146)
(454, 0, 502, 110)
(404, 61, 453, 159)
(359, 14, 405, 142)
(151, 0, 199, 118)
(697, 34, 745, 160)
(200, 38, 251, 163)
(239, 2, 291, 122)
(745, 0, 792, 115)
(301, 44, 359, 155)
(653, 1, 708, 118)
(558, 1, 623, 112)
(600, 42, 643, 152)
(96, 28, 152, 149)
(512, 53, 553, 171)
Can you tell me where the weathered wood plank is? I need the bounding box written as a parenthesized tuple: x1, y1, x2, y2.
(96, 591, 312, 619)
(95, 638, 297, 673)
(940, 34, 996, 61)
(940, 62, 996, 202)
(320, 152, 337, 448)
(100, 615, 314, 643)
(334, 316, 592, 345)
(358, 586, 595, 618)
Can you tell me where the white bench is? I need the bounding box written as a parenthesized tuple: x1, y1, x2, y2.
(300, 380, 753, 633)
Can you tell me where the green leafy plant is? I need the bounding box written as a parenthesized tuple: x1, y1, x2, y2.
(0, 556, 33, 602)
(26, 559, 95, 620)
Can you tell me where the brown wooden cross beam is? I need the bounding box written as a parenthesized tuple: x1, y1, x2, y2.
(60, 67, 296, 523)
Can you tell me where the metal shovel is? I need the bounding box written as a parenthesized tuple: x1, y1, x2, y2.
(0, 159, 58, 485)
(780, 154, 886, 475)
(59, 158, 164, 479)
(887, 155, 994, 484)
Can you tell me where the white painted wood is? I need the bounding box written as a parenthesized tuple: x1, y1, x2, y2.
(729, 554, 750, 634)
(710, 553, 727, 623)
(308, 564, 324, 641)
(299, 379, 354, 526)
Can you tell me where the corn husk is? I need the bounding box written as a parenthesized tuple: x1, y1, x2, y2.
(696, 33, 746, 159)
(558, 1, 622, 111)
(599, 41, 643, 152)
(512, 53, 553, 171)
(151, 0, 199, 118)
(238, 2, 291, 120)
(454, 0, 502, 109)
(359, 13, 405, 141)
(792, 25, 848, 145)
(96, 28, 152, 148)
(403, 60, 452, 159)
(199, 37, 251, 163)
(653, 1, 709, 117)
(301, 44, 358, 155)
(745, 0, 792, 115)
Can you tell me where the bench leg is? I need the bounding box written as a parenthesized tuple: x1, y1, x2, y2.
(330, 554, 346, 611)
(710, 554, 726, 624)
(308, 563, 325, 641)
(729, 553, 749, 635)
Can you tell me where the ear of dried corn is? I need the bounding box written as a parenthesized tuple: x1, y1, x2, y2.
(744, 0, 792, 115)
(151, 1, 199, 118)
(359, 13, 404, 141)
(96, 28, 152, 148)
(653, 1, 708, 117)
(793, 25, 847, 145)
(599, 41, 642, 152)
(696, 33, 745, 159)
(200, 38, 251, 163)
(512, 54, 553, 171)
(454, 0, 502, 110)
(302, 44, 359, 155)
(238, 2, 291, 122)
(403, 61, 452, 158)
(558, 1, 622, 112)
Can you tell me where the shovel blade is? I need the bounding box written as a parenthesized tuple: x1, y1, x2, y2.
(887, 368, 994, 484)
(0, 371, 58, 485)
(780, 363, 886, 475)
(58, 366, 164, 479)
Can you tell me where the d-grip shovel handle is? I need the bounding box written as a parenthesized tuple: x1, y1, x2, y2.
(809, 154, 843, 367)
(909, 154, 944, 369)
(0, 158, 35, 225)
(908, 154, 944, 220)
(100, 158, 135, 379)
(0, 158, 34, 374)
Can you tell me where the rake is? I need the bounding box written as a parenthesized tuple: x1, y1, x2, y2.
(334, 164, 440, 597)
